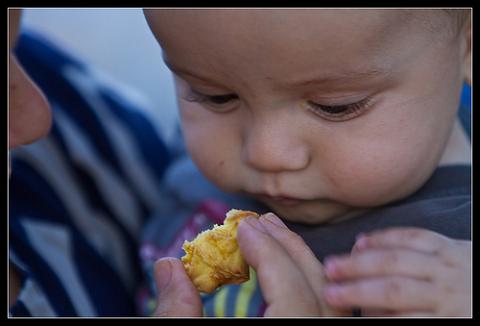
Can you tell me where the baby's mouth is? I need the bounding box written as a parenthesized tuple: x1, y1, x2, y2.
(257, 194, 303, 206)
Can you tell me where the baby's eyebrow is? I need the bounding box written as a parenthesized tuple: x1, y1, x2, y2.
(285, 67, 391, 87)
(163, 57, 221, 85)
(164, 55, 390, 87)
(163, 58, 192, 76)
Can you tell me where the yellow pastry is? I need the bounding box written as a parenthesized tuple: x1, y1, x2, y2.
(181, 209, 259, 293)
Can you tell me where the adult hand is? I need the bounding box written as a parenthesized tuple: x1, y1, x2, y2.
(152, 257, 202, 317)
(152, 212, 344, 317)
(237, 213, 344, 317)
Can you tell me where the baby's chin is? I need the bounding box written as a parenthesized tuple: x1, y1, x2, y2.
(260, 199, 356, 225)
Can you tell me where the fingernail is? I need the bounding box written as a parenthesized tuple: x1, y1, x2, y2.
(324, 285, 342, 305)
(154, 259, 172, 293)
(244, 216, 267, 233)
(261, 213, 287, 228)
(355, 232, 366, 241)
(324, 260, 337, 278)
(355, 236, 369, 250)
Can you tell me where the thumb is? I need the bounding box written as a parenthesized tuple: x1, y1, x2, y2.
(153, 257, 203, 317)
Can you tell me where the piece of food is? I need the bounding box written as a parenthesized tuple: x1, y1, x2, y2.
(181, 209, 259, 293)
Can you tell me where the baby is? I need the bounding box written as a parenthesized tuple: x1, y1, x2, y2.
(142, 9, 471, 317)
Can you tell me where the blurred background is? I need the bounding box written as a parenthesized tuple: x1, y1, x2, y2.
(20, 8, 179, 140)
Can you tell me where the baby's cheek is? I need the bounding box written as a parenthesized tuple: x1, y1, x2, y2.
(323, 97, 451, 207)
(201, 158, 233, 186)
(327, 142, 437, 207)
(181, 119, 241, 192)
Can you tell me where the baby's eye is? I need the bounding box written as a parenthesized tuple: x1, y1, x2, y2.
(184, 89, 239, 111)
(306, 96, 373, 122)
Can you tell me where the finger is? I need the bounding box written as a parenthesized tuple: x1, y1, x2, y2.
(386, 311, 435, 317)
(362, 309, 433, 317)
(360, 308, 393, 317)
(153, 258, 203, 317)
(258, 213, 339, 316)
(354, 227, 450, 254)
(324, 276, 437, 311)
(324, 249, 437, 282)
(237, 217, 319, 316)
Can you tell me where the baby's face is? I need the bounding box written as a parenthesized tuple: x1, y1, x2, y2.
(146, 9, 468, 224)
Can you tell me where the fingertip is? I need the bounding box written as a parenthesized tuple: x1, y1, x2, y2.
(153, 257, 203, 317)
(237, 217, 276, 272)
(165, 257, 196, 284)
(237, 218, 262, 252)
(154, 257, 193, 292)
(246, 216, 267, 232)
(355, 232, 367, 242)
(153, 258, 173, 294)
(354, 236, 369, 251)
(164, 256, 184, 268)
(237, 216, 267, 242)
(323, 260, 337, 280)
(260, 212, 287, 228)
(324, 286, 341, 306)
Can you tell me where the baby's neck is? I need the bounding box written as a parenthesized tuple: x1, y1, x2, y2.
(438, 118, 471, 167)
(329, 208, 370, 224)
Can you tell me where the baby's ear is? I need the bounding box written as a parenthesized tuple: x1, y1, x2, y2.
(462, 16, 471, 86)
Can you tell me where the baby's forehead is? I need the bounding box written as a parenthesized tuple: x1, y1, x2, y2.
(146, 9, 451, 90)
(147, 9, 430, 56)
(147, 9, 417, 35)
(150, 11, 424, 61)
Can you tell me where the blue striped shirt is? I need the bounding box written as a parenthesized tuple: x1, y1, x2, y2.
(9, 30, 171, 317)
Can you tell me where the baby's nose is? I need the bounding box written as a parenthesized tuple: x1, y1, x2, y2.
(241, 118, 310, 173)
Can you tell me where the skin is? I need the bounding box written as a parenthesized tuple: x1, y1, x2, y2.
(324, 228, 471, 316)
(144, 9, 471, 316)
(9, 11, 52, 153)
(153, 214, 348, 317)
(145, 9, 470, 225)
(6, 8, 470, 317)
(8, 9, 52, 306)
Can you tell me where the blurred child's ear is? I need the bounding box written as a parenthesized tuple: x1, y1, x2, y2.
(462, 15, 471, 86)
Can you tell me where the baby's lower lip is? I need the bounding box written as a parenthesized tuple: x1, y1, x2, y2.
(261, 195, 302, 206)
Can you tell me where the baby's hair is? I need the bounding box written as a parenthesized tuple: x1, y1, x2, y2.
(407, 9, 471, 41)
(442, 9, 471, 35)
